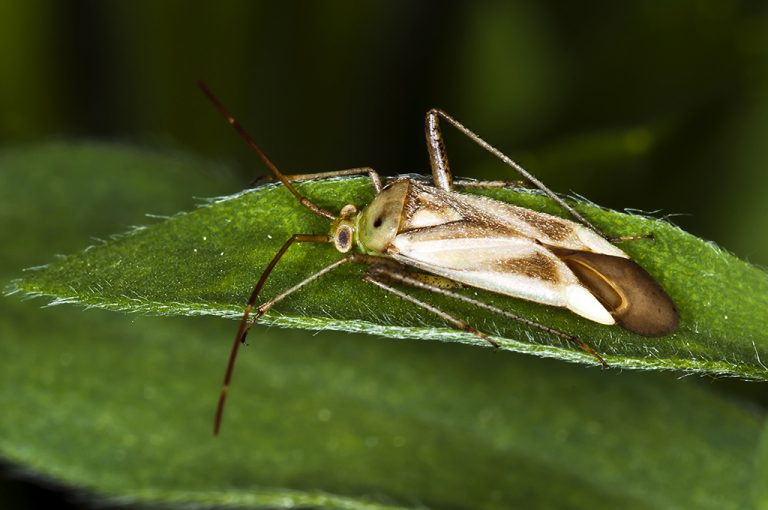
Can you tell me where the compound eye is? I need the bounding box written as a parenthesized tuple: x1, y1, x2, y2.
(373, 216, 383, 228)
(334, 224, 353, 253)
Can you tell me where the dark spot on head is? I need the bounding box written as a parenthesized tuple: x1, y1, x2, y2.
(373, 216, 383, 228)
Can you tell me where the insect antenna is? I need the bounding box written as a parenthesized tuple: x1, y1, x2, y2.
(214, 233, 329, 436)
(426, 109, 603, 236)
(197, 81, 336, 221)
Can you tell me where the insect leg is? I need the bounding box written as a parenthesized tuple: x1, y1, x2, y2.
(198, 81, 337, 220)
(425, 108, 454, 192)
(363, 272, 500, 348)
(425, 108, 604, 236)
(453, 178, 529, 189)
(215, 233, 328, 436)
(249, 167, 383, 193)
(252, 254, 385, 318)
(215, 251, 385, 435)
(405, 273, 464, 289)
(368, 265, 608, 367)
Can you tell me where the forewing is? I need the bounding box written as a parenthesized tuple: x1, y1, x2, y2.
(382, 181, 679, 331)
(402, 182, 627, 258)
(389, 223, 614, 325)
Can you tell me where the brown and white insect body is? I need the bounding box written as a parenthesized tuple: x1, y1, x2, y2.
(198, 82, 679, 435)
(357, 179, 678, 336)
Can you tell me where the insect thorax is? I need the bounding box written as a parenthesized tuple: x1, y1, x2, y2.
(356, 180, 411, 255)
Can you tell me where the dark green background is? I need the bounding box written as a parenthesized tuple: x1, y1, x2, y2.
(2, 1, 768, 509)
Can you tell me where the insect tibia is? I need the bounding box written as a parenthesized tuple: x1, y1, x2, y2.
(369, 268, 463, 289)
(362, 273, 500, 348)
(454, 179, 529, 189)
(410, 273, 464, 289)
(571, 336, 608, 368)
(465, 326, 500, 348)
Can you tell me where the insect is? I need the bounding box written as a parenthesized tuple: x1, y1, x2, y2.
(198, 82, 679, 435)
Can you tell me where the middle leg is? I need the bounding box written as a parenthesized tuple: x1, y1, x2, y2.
(367, 264, 607, 366)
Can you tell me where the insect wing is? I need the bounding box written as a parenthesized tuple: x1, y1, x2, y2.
(389, 221, 615, 325)
(387, 182, 627, 324)
(386, 182, 679, 334)
(403, 182, 627, 255)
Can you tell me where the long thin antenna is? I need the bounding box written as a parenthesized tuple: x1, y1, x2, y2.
(197, 81, 336, 221)
(213, 234, 328, 436)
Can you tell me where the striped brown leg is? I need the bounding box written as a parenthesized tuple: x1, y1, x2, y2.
(363, 273, 500, 348)
(367, 265, 607, 367)
(215, 233, 327, 436)
(424, 108, 603, 236)
(454, 179, 529, 189)
(215, 251, 388, 435)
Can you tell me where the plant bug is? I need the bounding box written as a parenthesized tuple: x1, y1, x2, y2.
(198, 82, 679, 435)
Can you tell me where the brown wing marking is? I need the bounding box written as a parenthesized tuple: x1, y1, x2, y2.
(393, 219, 523, 244)
(400, 184, 465, 231)
(402, 182, 584, 246)
(515, 208, 574, 242)
(552, 249, 679, 336)
(494, 251, 561, 283)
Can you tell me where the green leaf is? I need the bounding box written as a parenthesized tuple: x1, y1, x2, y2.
(1, 144, 765, 509)
(9, 165, 768, 380)
(3, 310, 764, 510)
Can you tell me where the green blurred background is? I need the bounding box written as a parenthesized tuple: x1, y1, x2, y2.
(2, 1, 768, 508)
(2, 0, 768, 259)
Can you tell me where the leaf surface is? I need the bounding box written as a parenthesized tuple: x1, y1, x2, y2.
(1, 144, 764, 509)
(10, 165, 768, 379)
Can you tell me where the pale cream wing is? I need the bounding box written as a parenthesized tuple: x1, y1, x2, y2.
(404, 182, 628, 258)
(389, 223, 615, 325)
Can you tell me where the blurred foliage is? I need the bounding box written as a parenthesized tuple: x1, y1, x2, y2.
(2, 1, 768, 509)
